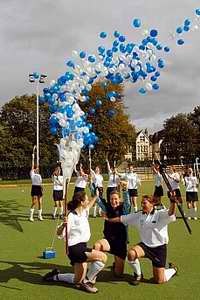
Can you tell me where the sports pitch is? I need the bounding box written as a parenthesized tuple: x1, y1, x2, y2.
(0, 181, 199, 300)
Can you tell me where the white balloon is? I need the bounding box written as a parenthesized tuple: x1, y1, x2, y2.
(145, 82, 153, 91)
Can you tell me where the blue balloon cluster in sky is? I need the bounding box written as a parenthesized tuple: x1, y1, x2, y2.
(38, 8, 200, 150)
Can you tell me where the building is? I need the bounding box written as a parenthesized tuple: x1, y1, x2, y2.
(136, 129, 152, 161)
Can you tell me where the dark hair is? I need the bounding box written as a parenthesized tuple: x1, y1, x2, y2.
(67, 191, 86, 211)
(142, 195, 154, 204)
(110, 190, 120, 198)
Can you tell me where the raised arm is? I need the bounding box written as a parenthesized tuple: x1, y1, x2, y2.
(106, 159, 111, 173)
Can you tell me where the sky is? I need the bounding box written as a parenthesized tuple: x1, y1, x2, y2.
(0, 0, 200, 133)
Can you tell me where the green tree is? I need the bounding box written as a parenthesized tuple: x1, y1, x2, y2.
(160, 113, 197, 162)
(188, 106, 200, 156)
(80, 81, 136, 168)
(0, 95, 58, 178)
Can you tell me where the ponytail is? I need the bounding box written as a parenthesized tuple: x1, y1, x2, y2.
(67, 191, 86, 211)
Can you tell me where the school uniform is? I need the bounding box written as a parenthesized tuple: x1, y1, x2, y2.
(167, 172, 181, 198)
(153, 172, 164, 197)
(64, 208, 92, 265)
(106, 173, 120, 202)
(184, 175, 199, 202)
(91, 171, 104, 197)
(74, 174, 88, 194)
(30, 170, 42, 197)
(52, 175, 63, 201)
(121, 209, 176, 267)
(125, 172, 141, 197)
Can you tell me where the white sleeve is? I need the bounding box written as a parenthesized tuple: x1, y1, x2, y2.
(158, 210, 176, 225)
(121, 213, 139, 226)
(67, 213, 74, 235)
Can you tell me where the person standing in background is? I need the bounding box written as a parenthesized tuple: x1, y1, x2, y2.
(29, 153, 43, 222)
(52, 166, 64, 219)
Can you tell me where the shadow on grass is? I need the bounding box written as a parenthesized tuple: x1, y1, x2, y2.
(0, 260, 154, 290)
(0, 199, 27, 232)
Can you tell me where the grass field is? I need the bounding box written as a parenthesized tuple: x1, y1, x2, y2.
(0, 181, 200, 300)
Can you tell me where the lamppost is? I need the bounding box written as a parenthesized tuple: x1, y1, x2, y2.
(29, 72, 47, 167)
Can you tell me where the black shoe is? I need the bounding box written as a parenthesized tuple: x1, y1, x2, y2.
(168, 263, 178, 275)
(76, 281, 98, 293)
(130, 273, 143, 286)
(43, 268, 60, 281)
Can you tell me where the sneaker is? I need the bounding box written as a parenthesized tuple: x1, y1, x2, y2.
(38, 216, 44, 221)
(168, 263, 178, 275)
(76, 282, 98, 293)
(43, 268, 60, 282)
(84, 276, 97, 285)
(29, 217, 34, 222)
(193, 217, 198, 220)
(130, 273, 143, 286)
(187, 217, 191, 220)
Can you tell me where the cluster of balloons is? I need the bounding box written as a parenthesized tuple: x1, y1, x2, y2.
(39, 7, 200, 152)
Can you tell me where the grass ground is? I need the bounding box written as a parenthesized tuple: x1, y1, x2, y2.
(0, 181, 200, 300)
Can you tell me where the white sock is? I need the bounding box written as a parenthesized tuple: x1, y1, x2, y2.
(60, 206, 63, 215)
(93, 204, 97, 217)
(99, 208, 102, 216)
(30, 208, 34, 218)
(54, 273, 75, 284)
(53, 207, 58, 217)
(38, 209, 42, 217)
(86, 261, 105, 282)
(128, 259, 141, 276)
(187, 208, 192, 218)
(164, 268, 176, 281)
(133, 206, 138, 213)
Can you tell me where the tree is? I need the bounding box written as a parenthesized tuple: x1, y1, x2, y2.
(0, 95, 58, 178)
(79, 81, 136, 168)
(188, 106, 200, 156)
(160, 113, 197, 163)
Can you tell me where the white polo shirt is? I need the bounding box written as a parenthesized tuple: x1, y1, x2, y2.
(155, 173, 162, 187)
(67, 208, 90, 246)
(121, 209, 176, 247)
(75, 174, 88, 188)
(184, 176, 198, 192)
(30, 170, 42, 186)
(125, 172, 141, 189)
(52, 175, 63, 191)
(108, 172, 120, 188)
(167, 172, 180, 190)
(92, 173, 104, 188)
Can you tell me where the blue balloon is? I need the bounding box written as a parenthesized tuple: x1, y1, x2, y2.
(119, 35, 126, 42)
(50, 127, 57, 136)
(87, 123, 93, 130)
(164, 46, 170, 52)
(156, 44, 162, 50)
(107, 109, 116, 117)
(59, 93, 66, 102)
(184, 19, 191, 26)
(132, 18, 141, 28)
(80, 51, 86, 59)
(152, 83, 159, 90)
(89, 107, 95, 115)
(98, 46, 105, 53)
(62, 128, 70, 138)
(138, 87, 146, 95)
(100, 31, 107, 38)
(88, 55, 96, 63)
(150, 29, 158, 37)
(75, 132, 82, 140)
(196, 8, 200, 16)
(39, 95, 45, 104)
(177, 39, 184, 45)
(66, 106, 74, 118)
(183, 26, 190, 32)
(113, 31, 120, 38)
(96, 100, 102, 107)
(33, 72, 40, 79)
(66, 60, 75, 68)
(176, 27, 183, 34)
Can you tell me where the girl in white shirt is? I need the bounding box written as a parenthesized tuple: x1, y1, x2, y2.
(167, 166, 183, 208)
(43, 191, 107, 294)
(29, 154, 43, 222)
(73, 164, 88, 195)
(52, 166, 64, 219)
(90, 166, 104, 217)
(106, 159, 120, 203)
(152, 163, 164, 207)
(125, 165, 141, 212)
(184, 168, 199, 220)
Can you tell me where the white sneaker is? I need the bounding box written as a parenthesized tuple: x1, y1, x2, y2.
(29, 217, 34, 222)
(193, 217, 198, 220)
(38, 216, 44, 221)
(187, 217, 191, 220)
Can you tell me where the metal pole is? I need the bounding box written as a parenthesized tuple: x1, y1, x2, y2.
(36, 80, 40, 168)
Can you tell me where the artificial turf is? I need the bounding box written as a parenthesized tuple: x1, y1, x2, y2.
(0, 181, 199, 300)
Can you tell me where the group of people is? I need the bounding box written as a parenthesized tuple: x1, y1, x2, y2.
(28, 157, 199, 293)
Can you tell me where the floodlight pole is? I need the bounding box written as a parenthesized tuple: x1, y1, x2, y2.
(29, 73, 47, 167)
